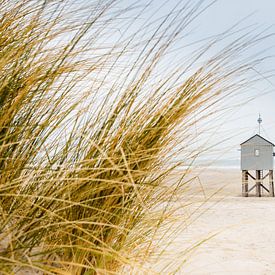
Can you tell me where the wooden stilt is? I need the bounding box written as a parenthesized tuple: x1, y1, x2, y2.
(256, 170, 261, 197)
(242, 170, 248, 197)
(269, 170, 274, 197)
(242, 170, 275, 197)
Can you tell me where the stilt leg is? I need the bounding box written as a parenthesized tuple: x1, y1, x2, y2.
(269, 170, 274, 197)
(256, 170, 261, 197)
(242, 170, 248, 197)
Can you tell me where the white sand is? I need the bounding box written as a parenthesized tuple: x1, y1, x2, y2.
(167, 168, 275, 275)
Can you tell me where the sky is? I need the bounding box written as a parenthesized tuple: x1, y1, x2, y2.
(159, 0, 275, 166)
(191, 0, 275, 164)
(115, 0, 275, 166)
(81, 0, 275, 166)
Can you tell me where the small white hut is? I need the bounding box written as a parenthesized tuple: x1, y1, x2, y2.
(241, 134, 274, 171)
(240, 121, 274, 197)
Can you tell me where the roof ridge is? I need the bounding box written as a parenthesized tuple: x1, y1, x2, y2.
(240, 134, 274, 146)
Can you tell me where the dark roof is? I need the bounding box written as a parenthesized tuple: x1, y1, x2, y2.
(240, 134, 274, 146)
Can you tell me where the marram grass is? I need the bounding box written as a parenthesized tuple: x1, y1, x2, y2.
(0, 0, 270, 274)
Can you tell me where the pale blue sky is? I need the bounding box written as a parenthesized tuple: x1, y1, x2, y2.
(81, 0, 275, 165)
(145, 0, 275, 164)
(133, 0, 275, 163)
(188, 0, 275, 163)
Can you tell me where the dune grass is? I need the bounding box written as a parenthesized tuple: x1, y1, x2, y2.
(0, 0, 271, 274)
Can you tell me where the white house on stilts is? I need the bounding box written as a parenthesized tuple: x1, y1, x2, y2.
(240, 115, 275, 197)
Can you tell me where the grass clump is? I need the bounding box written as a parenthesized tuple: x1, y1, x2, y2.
(0, 0, 270, 274)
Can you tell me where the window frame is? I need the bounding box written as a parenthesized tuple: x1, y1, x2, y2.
(255, 149, 260, 157)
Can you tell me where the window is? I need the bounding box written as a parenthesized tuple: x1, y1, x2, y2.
(255, 149, 260, 157)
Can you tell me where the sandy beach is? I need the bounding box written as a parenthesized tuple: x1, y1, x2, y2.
(167, 168, 275, 274)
